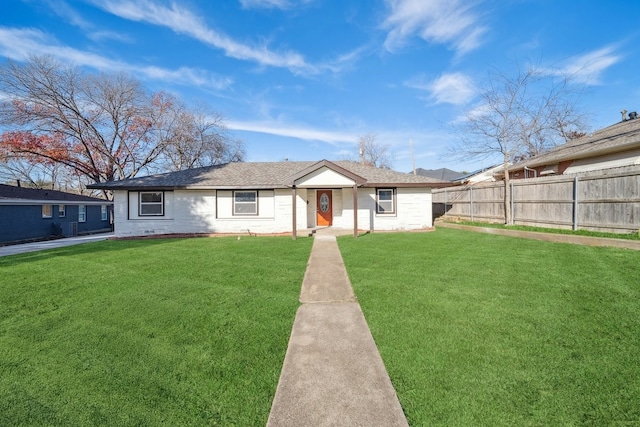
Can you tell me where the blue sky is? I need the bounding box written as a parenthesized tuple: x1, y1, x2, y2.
(1, 0, 639, 174)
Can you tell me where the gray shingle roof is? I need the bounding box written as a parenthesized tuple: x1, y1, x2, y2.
(415, 167, 463, 181)
(88, 160, 449, 190)
(511, 118, 640, 170)
(0, 184, 109, 203)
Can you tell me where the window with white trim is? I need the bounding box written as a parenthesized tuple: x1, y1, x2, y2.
(233, 191, 257, 215)
(59, 205, 66, 218)
(139, 192, 164, 216)
(376, 189, 396, 214)
(42, 205, 53, 218)
(101, 205, 108, 221)
(78, 205, 86, 222)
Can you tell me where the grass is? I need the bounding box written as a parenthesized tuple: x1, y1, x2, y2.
(444, 219, 640, 240)
(338, 229, 640, 426)
(0, 236, 312, 426)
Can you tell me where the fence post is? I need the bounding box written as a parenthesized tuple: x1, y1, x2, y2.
(510, 181, 515, 225)
(573, 176, 579, 231)
(444, 189, 447, 218)
(470, 187, 473, 222)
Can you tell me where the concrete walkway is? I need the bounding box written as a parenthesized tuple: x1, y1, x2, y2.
(267, 235, 408, 427)
(437, 222, 640, 250)
(0, 233, 114, 257)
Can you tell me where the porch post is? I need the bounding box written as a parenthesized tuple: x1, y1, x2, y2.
(292, 185, 297, 240)
(352, 185, 358, 238)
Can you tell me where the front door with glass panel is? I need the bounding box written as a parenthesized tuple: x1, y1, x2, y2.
(316, 190, 332, 226)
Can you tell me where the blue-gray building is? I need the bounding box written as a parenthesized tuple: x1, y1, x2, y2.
(0, 184, 113, 245)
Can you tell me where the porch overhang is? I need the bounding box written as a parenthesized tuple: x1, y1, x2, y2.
(288, 160, 365, 240)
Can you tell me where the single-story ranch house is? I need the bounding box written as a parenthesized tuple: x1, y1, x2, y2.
(0, 183, 113, 245)
(88, 160, 449, 239)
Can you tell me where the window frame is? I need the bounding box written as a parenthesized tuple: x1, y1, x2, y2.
(101, 205, 108, 221)
(233, 190, 258, 216)
(139, 191, 164, 217)
(375, 188, 396, 215)
(42, 204, 53, 218)
(58, 205, 66, 218)
(78, 205, 86, 223)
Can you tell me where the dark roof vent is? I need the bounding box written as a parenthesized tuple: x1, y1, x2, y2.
(629, 111, 638, 120)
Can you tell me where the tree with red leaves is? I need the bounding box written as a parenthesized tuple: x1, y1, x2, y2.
(0, 56, 243, 196)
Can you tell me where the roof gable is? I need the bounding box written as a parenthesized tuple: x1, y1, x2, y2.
(284, 160, 366, 187)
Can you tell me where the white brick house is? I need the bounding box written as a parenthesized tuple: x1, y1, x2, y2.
(89, 160, 447, 238)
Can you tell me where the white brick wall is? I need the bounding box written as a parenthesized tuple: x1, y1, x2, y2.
(112, 186, 432, 237)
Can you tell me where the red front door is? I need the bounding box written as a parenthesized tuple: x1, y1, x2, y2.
(316, 190, 332, 226)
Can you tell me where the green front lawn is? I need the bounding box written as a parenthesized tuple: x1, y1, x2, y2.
(0, 237, 312, 426)
(339, 229, 640, 426)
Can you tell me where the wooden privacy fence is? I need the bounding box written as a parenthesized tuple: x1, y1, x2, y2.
(432, 169, 640, 234)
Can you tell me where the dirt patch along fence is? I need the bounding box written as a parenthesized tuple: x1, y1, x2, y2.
(432, 169, 640, 234)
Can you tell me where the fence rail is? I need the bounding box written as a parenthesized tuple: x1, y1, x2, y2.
(432, 168, 640, 234)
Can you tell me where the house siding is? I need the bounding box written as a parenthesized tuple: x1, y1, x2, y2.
(0, 204, 111, 244)
(329, 187, 432, 231)
(115, 189, 309, 236)
(355, 188, 432, 231)
(0, 205, 59, 243)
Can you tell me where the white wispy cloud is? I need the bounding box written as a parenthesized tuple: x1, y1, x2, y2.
(94, 0, 317, 74)
(87, 30, 134, 43)
(0, 27, 233, 90)
(44, 0, 132, 43)
(381, 0, 487, 56)
(406, 72, 476, 105)
(226, 119, 357, 146)
(239, 0, 314, 9)
(555, 45, 622, 85)
(46, 0, 93, 31)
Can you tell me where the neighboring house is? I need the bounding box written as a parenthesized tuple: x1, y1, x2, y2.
(415, 168, 463, 181)
(510, 114, 640, 178)
(0, 184, 113, 245)
(452, 164, 505, 185)
(88, 160, 449, 239)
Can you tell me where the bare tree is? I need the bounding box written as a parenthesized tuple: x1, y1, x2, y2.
(0, 155, 55, 188)
(0, 55, 244, 196)
(453, 64, 588, 224)
(356, 133, 393, 168)
(158, 106, 245, 171)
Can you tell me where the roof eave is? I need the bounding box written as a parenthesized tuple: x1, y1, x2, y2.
(363, 182, 450, 188)
(510, 140, 640, 170)
(0, 199, 112, 206)
(88, 184, 290, 191)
